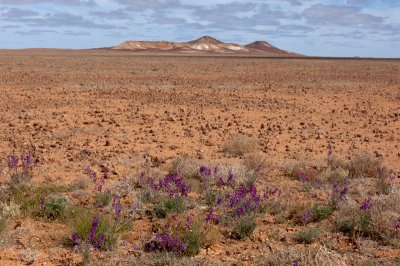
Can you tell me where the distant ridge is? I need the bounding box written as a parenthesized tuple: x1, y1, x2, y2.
(111, 36, 301, 56)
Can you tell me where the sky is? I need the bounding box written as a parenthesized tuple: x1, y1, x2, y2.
(0, 0, 399, 57)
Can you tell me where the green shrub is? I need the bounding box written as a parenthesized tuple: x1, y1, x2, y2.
(312, 204, 334, 222)
(44, 196, 67, 220)
(181, 224, 203, 256)
(10, 184, 70, 217)
(69, 206, 130, 251)
(95, 191, 112, 207)
(155, 197, 186, 218)
(204, 189, 222, 207)
(232, 214, 257, 239)
(337, 213, 373, 237)
(296, 228, 321, 244)
(0, 218, 6, 234)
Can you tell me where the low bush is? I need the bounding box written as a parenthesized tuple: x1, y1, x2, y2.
(347, 153, 381, 178)
(10, 184, 70, 218)
(232, 214, 257, 239)
(43, 196, 68, 220)
(336, 192, 400, 245)
(312, 204, 334, 222)
(170, 156, 202, 179)
(69, 206, 131, 252)
(0, 201, 21, 219)
(296, 228, 321, 244)
(144, 213, 217, 256)
(222, 134, 258, 156)
(243, 154, 272, 174)
(0, 217, 6, 234)
(155, 197, 186, 219)
(95, 191, 112, 207)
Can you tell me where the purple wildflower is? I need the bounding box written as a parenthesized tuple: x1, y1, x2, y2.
(8, 155, 19, 169)
(216, 197, 223, 205)
(185, 213, 193, 228)
(88, 215, 99, 243)
(40, 198, 45, 209)
(293, 259, 300, 266)
(394, 217, 400, 231)
(85, 165, 97, 183)
(360, 197, 372, 211)
(199, 166, 212, 176)
(217, 176, 225, 186)
(95, 234, 105, 250)
(328, 148, 333, 157)
(71, 232, 81, 247)
(301, 209, 314, 225)
(112, 195, 122, 221)
(23, 155, 34, 168)
(214, 164, 220, 174)
(388, 171, 396, 181)
(205, 208, 220, 224)
(227, 172, 234, 184)
(299, 172, 310, 182)
(331, 183, 348, 206)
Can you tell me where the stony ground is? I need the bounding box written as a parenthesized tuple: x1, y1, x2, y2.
(0, 50, 399, 265)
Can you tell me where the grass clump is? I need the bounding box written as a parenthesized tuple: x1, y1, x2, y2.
(312, 204, 334, 222)
(43, 196, 68, 220)
(10, 184, 70, 218)
(336, 191, 400, 246)
(243, 154, 272, 173)
(296, 228, 321, 244)
(222, 134, 258, 157)
(232, 214, 257, 240)
(144, 213, 219, 257)
(95, 191, 112, 207)
(0, 218, 6, 234)
(203, 189, 223, 207)
(347, 153, 381, 178)
(170, 156, 202, 179)
(155, 197, 186, 218)
(0, 201, 21, 219)
(69, 206, 130, 251)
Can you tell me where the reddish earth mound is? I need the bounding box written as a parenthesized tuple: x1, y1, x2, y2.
(112, 35, 300, 56)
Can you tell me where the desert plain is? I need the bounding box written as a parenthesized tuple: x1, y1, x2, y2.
(0, 50, 399, 265)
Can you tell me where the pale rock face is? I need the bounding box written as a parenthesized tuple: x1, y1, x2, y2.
(111, 36, 296, 56)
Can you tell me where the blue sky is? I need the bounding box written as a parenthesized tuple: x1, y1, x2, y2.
(0, 0, 399, 57)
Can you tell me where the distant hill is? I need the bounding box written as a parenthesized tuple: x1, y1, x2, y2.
(111, 36, 301, 56)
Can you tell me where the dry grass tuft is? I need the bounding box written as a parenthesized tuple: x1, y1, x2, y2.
(170, 156, 203, 179)
(370, 190, 400, 245)
(243, 153, 274, 174)
(336, 190, 400, 246)
(347, 153, 381, 178)
(222, 134, 258, 156)
(257, 245, 347, 266)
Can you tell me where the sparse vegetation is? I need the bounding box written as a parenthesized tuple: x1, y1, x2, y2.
(232, 214, 257, 239)
(1, 56, 399, 265)
(155, 197, 187, 218)
(95, 191, 112, 207)
(43, 196, 68, 220)
(222, 134, 258, 156)
(296, 227, 321, 244)
(347, 153, 382, 178)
